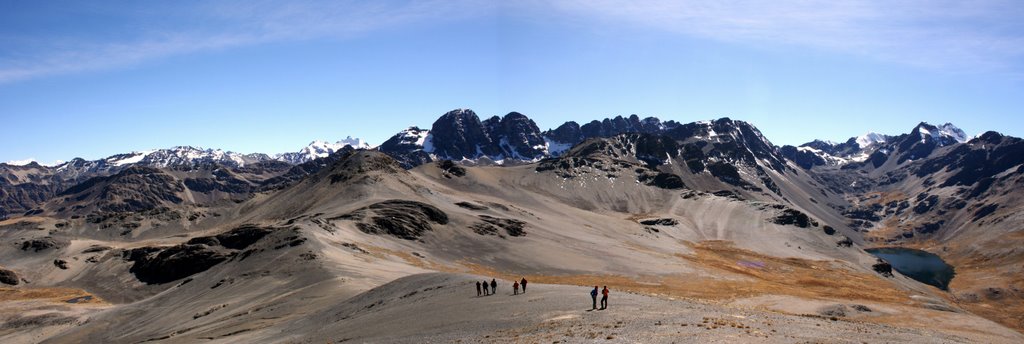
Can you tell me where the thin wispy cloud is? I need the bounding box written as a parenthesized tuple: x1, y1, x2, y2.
(539, 0, 1024, 73)
(0, 0, 492, 84)
(3, 1, 1022, 84)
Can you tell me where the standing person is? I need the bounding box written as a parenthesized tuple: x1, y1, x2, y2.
(513, 281, 520, 295)
(590, 286, 599, 310)
(490, 279, 497, 295)
(600, 286, 609, 309)
(521, 278, 528, 293)
(482, 280, 489, 295)
(476, 281, 482, 297)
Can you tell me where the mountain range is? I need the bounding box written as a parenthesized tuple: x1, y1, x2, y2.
(1, 109, 1023, 342)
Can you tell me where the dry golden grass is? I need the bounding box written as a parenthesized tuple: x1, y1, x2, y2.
(861, 191, 909, 207)
(944, 248, 1024, 332)
(0, 216, 48, 226)
(454, 240, 911, 305)
(0, 287, 103, 304)
(951, 272, 1024, 332)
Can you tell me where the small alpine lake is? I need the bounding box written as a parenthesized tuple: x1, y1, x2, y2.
(865, 247, 955, 290)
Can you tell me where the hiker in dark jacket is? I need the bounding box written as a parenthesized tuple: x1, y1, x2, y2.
(600, 286, 609, 309)
(490, 279, 497, 295)
(482, 280, 489, 295)
(520, 278, 528, 293)
(476, 281, 482, 296)
(591, 286, 599, 310)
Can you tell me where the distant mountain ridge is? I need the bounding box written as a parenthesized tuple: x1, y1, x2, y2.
(0, 109, 997, 221)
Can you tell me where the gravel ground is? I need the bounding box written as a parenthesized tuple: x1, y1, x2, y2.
(298, 273, 1017, 343)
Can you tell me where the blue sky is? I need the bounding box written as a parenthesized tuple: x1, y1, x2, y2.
(2, 0, 1023, 164)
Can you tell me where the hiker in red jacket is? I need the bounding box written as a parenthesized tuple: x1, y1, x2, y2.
(520, 277, 528, 293)
(513, 280, 520, 295)
(600, 286, 609, 309)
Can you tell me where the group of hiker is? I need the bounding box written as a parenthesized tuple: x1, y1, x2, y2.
(476, 277, 528, 296)
(591, 285, 609, 310)
(474, 278, 611, 310)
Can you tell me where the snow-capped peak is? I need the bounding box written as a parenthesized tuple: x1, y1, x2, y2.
(937, 123, 967, 143)
(274, 136, 373, 164)
(2, 158, 66, 167)
(855, 132, 887, 148)
(4, 158, 38, 166)
(917, 122, 967, 144)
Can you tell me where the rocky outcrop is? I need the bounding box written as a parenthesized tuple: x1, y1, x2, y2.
(0, 267, 19, 285)
(20, 237, 68, 252)
(872, 259, 893, 277)
(124, 244, 231, 284)
(639, 172, 686, 190)
(437, 160, 466, 178)
(639, 218, 678, 226)
(770, 208, 816, 228)
(455, 201, 488, 210)
(339, 200, 449, 240)
(327, 151, 407, 184)
(188, 224, 275, 250)
(471, 215, 526, 237)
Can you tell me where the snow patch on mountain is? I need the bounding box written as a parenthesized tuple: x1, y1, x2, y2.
(421, 133, 435, 153)
(543, 137, 573, 156)
(855, 132, 887, 148)
(108, 150, 157, 166)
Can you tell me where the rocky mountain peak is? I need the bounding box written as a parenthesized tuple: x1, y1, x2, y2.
(429, 108, 500, 160)
(494, 112, 546, 159)
(544, 121, 583, 147)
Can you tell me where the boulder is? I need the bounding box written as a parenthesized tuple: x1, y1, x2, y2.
(0, 268, 19, 285)
(836, 236, 853, 247)
(822, 225, 836, 235)
(872, 259, 893, 277)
